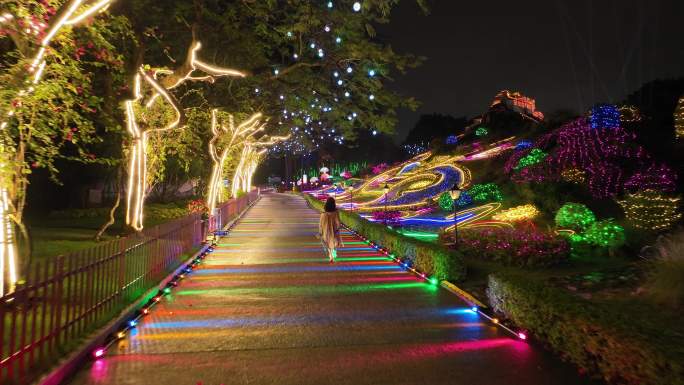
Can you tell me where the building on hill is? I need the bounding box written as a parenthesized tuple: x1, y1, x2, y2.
(490, 90, 545, 121)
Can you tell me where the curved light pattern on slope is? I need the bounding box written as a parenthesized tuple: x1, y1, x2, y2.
(398, 161, 421, 174)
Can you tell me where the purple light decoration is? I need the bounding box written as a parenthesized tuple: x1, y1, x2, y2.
(587, 161, 624, 199)
(624, 164, 677, 193)
(505, 118, 657, 198)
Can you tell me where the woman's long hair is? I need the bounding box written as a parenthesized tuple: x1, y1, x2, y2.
(324, 197, 337, 212)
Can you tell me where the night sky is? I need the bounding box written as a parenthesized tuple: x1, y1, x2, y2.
(380, 0, 684, 141)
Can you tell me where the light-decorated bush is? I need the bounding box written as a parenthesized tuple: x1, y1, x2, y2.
(554, 202, 596, 231)
(438, 192, 453, 210)
(584, 219, 625, 248)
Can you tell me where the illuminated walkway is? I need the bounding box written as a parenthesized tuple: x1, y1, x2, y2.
(69, 193, 590, 385)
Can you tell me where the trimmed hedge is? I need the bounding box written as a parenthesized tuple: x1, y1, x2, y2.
(456, 227, 570, 267)
(487, 272, 684, 385)
(304, 194, 466, 281)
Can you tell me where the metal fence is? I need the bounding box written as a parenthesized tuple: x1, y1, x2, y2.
(0, 191, 258, 384)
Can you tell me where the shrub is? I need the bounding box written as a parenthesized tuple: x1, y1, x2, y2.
(644, 226, 684, 308)
(584, 219, 625, 248)
(304, 194, 466, 281)
(468, 183, 503, 203)
(487, 273, 684, 385)
(555, 202, 596, 230)
(438, 192, 453, 210)
(458, 227, 569, 267)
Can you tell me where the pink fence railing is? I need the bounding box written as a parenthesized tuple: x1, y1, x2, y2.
(0, 191, 258, 384)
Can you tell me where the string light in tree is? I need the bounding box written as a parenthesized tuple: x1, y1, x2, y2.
(475, 127, 489, 136)
(125, 42, 246, 231)
(674, 94, 684, 139)
(618, 190, 682, 231)
(0, 0, 115, 297)
(206, 110, 266, 214)
(353, 2, 362, 12)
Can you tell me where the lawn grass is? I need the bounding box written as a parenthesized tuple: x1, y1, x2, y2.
(27, 201, 192, 259)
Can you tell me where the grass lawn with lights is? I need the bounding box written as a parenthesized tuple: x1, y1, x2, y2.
(27, 200, 195, 259)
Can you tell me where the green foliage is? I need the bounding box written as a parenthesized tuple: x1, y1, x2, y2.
(304, 194, 465, 281)
(487, 273, 684, 385)
(513, 148, 548, 170)
(584, 219, 625, 248)
(438, 192, 453, 211)
(468, 183, 503, 203)
(555, 203, 596, 230)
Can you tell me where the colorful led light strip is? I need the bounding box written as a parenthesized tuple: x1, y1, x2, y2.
(91, 194, 261, 359)
(340, 223, 528, 341)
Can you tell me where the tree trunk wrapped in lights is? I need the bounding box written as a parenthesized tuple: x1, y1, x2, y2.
(0, 0, 115, 296)
(124, 41, 246, 231)
(206, 110, 266, 213)
(230, 134, 290, 198)
(675, 94, 684, 140)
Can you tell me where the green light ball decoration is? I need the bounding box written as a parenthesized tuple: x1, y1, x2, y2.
(555, 203, 596, 231)
(438, 192, 454, 211)
(475, 127, 489, 137)
(514, 148, 548, 170)
(468, 183, 503, 203)
(584, 219, 625, 248)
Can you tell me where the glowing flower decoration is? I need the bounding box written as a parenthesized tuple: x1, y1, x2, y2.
(475, 127, 489, 137)
(341, 170, 352, 179)
(320, 167, 329, 173)
(492, 204, 540, 222)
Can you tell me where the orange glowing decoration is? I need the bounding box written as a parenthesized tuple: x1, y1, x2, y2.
(206, 110, 266, 213)
(125, 43, 246, 231)
(0, 0, 114, 296)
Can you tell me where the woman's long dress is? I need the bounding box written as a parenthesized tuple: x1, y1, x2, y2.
(319, 211, 343, 250)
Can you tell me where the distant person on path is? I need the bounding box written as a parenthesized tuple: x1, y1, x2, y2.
(319, 197, 343, 263)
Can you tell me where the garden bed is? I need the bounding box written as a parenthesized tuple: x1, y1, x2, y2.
(486, 271, 684, 385)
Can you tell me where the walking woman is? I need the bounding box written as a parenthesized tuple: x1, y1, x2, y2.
(319, 197, 343, 263)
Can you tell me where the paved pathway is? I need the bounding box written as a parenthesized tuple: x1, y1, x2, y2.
(69, 193, 592, 385)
